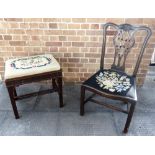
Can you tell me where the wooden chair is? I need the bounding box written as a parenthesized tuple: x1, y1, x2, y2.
(4, 54, 63, 119)
(80, 23, 152, 133)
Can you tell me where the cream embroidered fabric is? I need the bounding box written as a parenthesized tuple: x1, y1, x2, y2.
(4, 54, 60, 79)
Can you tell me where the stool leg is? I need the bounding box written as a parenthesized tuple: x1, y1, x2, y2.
(52, 78, 57, 90)
(13, 87, 17, 97)
(57, 77, 63, 108)
(7, 86, 19, 119)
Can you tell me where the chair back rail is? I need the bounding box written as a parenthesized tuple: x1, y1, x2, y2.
(100, 23, 152, 77)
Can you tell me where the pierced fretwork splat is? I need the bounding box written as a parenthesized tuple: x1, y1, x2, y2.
(111, 29, 135, 71)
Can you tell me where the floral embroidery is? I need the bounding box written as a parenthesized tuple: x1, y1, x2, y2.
(11, 55, 51, 69)
(96, 71, 131, 93)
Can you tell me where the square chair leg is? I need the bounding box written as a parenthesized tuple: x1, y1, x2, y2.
(57, 77, 63, 108)
(80, 86, 85, 116)
(123, 103, 136, 133)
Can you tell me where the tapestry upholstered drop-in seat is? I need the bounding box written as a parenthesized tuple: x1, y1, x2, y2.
(83, 69, 136, 100)
(4, 54, 60, 79)
(4, 54, 63, 119)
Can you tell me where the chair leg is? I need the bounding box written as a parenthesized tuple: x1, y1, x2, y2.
(80, 86, 85, 116)
(123, 103, 136, 133)
(57, 77, 63, 108)
(7, 86, 19, 119)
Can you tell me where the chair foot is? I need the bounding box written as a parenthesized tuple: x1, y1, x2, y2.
(123, 128, 128, 134)
(60, 104, 64, 108)
(80, 112, 84, 116)
(80, 105, 84, 116)
(15, 115, 20, 119)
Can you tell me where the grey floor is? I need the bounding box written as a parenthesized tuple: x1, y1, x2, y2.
(0, 67, 155, 136)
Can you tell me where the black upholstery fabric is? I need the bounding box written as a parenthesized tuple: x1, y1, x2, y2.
(83, 69, 136, 100)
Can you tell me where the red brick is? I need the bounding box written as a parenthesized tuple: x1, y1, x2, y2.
(15, 47, 24, 51)
(46, 42, 62, 46)
(76, 30, 85, 35)
(81, 58, 88, 63)
(0, 35, 3, 40)
(63, 30, 76, 35)
(91, 24, 99, 29)
(58, 23, 67, 29)
(87, 18, 106, 23)
(0, 30, 6, 34)
(4, 35, 12, 40)
(106, 18, 125, 24)
(43, 18, 61, 22)
(72, 42, 85, 47)
(80, 68, 87, 72)
(85, 53, 100, 58)
(9, 41, 26, 46)
(89, 59, 96, 63)
(50, 36, 59, 41)
(50, 47, 58, 52)
(12, 52, 28, 56)
(7, 29, 25, 34)
(39, 23, 49, 28)
(9, 23, 19, 28)
(24, 18, 42, 22)
(31, 36, 40, 40)
(90, 37, 98, 42)
(81, 37, 89, 41)
(68, 68, 79, 72)
(60, 58, 68, 62)
(29, 41, 42, 46)
(81, 24, 90, 29)
(85, 42, 102, 47)
(4, 18, 23, 22)
(68, 24, 80, 29)
(59, 47, 67, 52)
(86, 30, 102, 35)
(68, 36, 80, 41)
(64, 53, 71, 57)
(63, 42, 71, 47)
(72, 18, 86, 23)
(125, 18, 143, 24)
(68, 58, 80, 62)
(61, 18, 71, 22)
(59, 36, 67, 41)
(73, 53, 84, 57)
(49, 23, 58, 29)
(44, 30, 62, 35)
(29, 23, 39, 28)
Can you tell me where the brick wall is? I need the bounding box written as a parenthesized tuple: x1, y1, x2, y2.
(0, 18, 154, 85)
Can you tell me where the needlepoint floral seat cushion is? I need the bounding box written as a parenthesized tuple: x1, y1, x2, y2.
(83, 69, 136, 99)
(4, 54, 60, 80)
